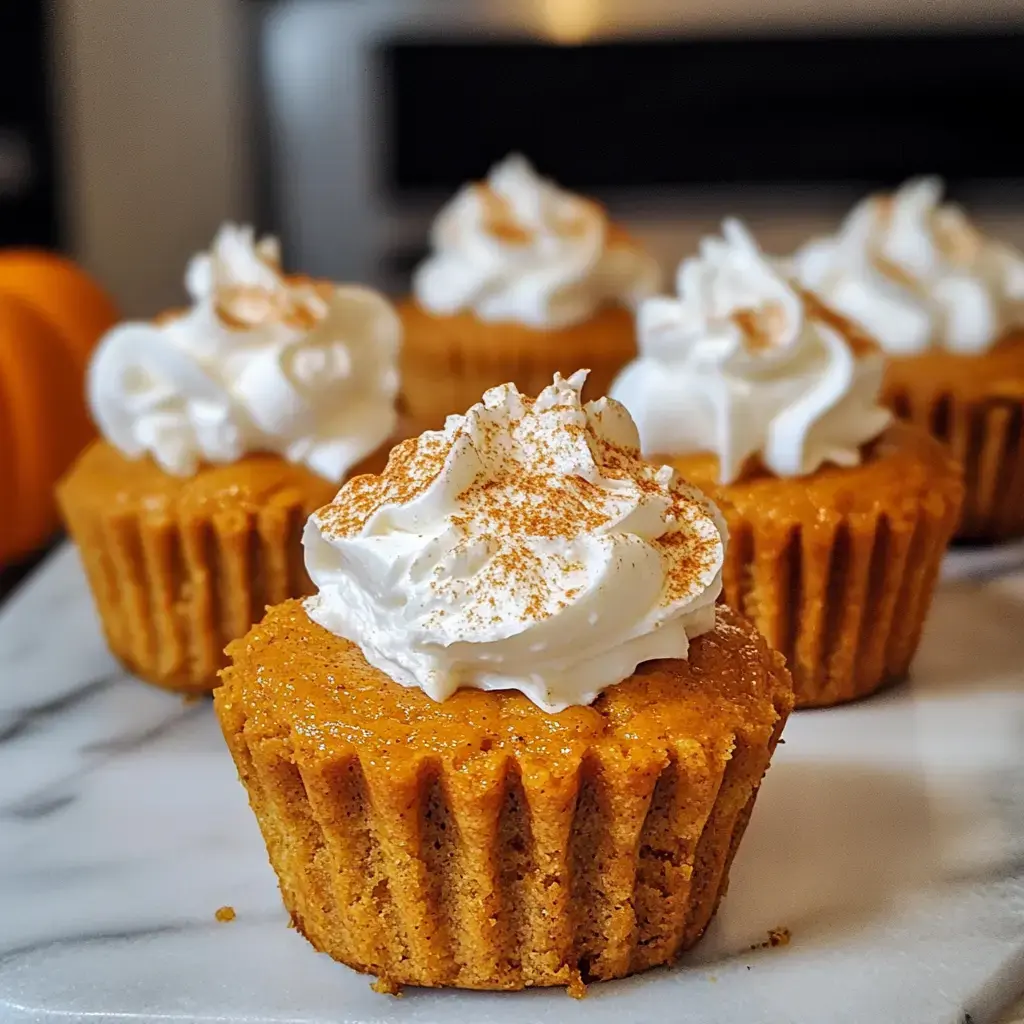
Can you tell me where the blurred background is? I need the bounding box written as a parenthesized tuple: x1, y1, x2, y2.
(2, 0, 1024, 587)
(4, 0, 1024, 316)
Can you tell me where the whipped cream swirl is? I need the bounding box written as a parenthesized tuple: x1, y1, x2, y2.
(88, 224, 400, 480)
(413, 154, 661, 329)
(304, 371, 725, 711)
(611, 220, 891, 483)
(795, 177, 1024, 355)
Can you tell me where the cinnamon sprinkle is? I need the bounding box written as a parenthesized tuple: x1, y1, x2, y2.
(553, 195, 605, 240)
(870, 254, 923, 295)
(474, 184, 533, 245)
(732, 301, 789, 352)
(933, 211, 983, 265)
(474, 183, 608, 246)
(215, 283, 324, 332)
(801, 291, 877, 357)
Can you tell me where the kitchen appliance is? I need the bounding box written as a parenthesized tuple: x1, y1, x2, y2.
(249, 0, 1024, 293)
(0, 2, 59, 249)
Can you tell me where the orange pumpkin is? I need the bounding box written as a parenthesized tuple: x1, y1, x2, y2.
(0, 251, 119, 369)
(0, 254, 118, 564)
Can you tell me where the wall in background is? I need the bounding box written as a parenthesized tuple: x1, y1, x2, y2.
(53, 0, 251, 316)
(51, 0, 1024, 315)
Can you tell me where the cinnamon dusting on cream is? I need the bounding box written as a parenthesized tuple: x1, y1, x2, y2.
(304, 370, 725, 709)
(413, 155, 661, 329)
(315, 373, 721, 631)
(474, 184, 534, 245)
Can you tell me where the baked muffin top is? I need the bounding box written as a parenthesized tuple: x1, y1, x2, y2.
(219, 599, 791, 783)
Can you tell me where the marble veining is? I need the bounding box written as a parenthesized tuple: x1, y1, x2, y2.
(0, 545, 1023, 1024)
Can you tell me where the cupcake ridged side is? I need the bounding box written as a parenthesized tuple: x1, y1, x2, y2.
(398, 301, 637, 432)
(670, 423, 964, 709)
(721, 497, 957, 708)
(886, 383, 1024, 543)
(58, 441, 336, 694)
(882, 334, 1024, 543)
(72, 501, 310, 694)
(215, 602, 793, 992)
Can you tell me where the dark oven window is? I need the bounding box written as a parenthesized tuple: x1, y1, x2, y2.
(0, 1, 59, 248)
(382, 32, 1024, 196)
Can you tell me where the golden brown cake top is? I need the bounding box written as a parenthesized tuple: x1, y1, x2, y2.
(303, 372, 726, 712)
(663, 421, 963, 529)
(218, 599, 792, 779)
(57, 439, 360, 520)
(883, 328, 1024, 400)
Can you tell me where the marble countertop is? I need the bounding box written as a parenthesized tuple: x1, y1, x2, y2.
(1, 545, 1024, 1024)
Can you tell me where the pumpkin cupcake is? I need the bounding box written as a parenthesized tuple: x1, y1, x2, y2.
(611, 220, 963, 708)
(399, 154, 661, 431)
(215, 372, 794, 992)
(58, 224, 403, 695)
(795, 177, 1024, 541)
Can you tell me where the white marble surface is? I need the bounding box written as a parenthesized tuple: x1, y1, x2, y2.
(1, 545, 1023, 1024)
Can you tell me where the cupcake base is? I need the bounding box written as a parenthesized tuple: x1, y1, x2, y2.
(665, 424, 964, 708)
(883, 331, 1024, 543)
(57, 442, 375, 695)
(398, 301, 638, 432)
(215, 601, 793, 991)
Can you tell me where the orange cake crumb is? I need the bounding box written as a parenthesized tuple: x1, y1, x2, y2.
(567, 970, 588, 999)
(750, 926, 791, 950)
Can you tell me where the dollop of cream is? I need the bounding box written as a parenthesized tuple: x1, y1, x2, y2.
(795, 177, 1024, 355)
(610, 220, 891, 483)
(88, 224, 401, 480)
(304, 370, 725, 711)
(413, 154, 661, 329)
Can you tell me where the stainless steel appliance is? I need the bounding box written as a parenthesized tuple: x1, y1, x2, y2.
(249, 0, 1024, 292)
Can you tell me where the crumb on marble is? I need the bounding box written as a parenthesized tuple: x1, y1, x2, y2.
(215, 905, 236, 923)
(372, 976, 403, 996)
(567, 969, 587, 999)
(750, 926, 791, 951)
